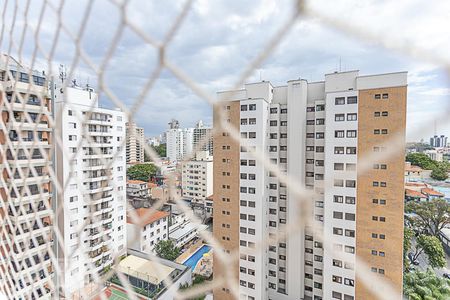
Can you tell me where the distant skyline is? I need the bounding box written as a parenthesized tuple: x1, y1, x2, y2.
(6, 0, 450, 141)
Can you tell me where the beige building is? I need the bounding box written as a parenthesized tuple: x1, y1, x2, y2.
(126, 121, 145, 164)
(181, 151, 213, 205)
(213, 71, 407, 300)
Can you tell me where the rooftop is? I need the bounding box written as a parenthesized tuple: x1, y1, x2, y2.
(405, 188, 426, 198)
(127, 208, 169, 226)
(405, 165, 423, 172)
(169, 222, 208, 240)
(421, 188, 445, 197)
(127, 179, 147, 185)
(117, 255, 174, 285)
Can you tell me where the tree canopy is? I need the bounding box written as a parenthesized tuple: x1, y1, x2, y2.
(406, 233, 446, 269)
(154, 240, 180, 261)
(405, 199, 450, 237)
(127, 164, 159, 182)
(144, 144, 167, 162)
(404, 269, 450, 300)
(406, 153, 450, 181)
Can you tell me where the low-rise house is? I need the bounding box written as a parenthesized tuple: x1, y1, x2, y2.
(405, 188, 427, 202)
(169, 222, 208, 249)
(421, 188, 445, 200)
(127, 180, 150, 198)
(405, 162, 424, 182)
(127, 208, 169, 253)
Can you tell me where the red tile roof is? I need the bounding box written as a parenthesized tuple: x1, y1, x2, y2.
(405, 182, 427, 187)
(405, 165, 423, 172)
(421, 188, 445, 197)
(127, 180, 147, 184)
(127, 208, 169, 226)
(405, 188, 425, 198)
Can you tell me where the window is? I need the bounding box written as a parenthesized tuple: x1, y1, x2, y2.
(316, 104, 325, 111)
(333, 259, 342, 267)
(335, 97, 345, 105)
(241, 119, 248, 125)
(316, 132, 325, 139)
(345, 213, 355, 221)
(306, 146, 314, 151)
(249, 132, 256, 138)
(241, 105, 248, 111)
(334, 163, 344, 170)
(346, 130, 357, 138)
(270, 120, 278, 126)
(281, 108, 287, 113)
(249, 104, 256, 110)
(335, 114, 345, 121)
(374, 112, 381, 117)
(334, 195, 343, 203)
(270, 133, 278, 139)
(333, 227, 343, 235)
(335, 130, 345, 138)
(346, 147, 356, 154)
(315, 160, 324, 166)
(347, 113, 357, 121)
(346, 163, 356, 171)
(334, 179, 344, 187)
(344, 278, 354, 287)
(382, 111, 389, 116)
(334, 147, 344, 154)
(307, 106, 315, 112)
(374, 94, 381, 99)
(316, 146, 324, 153)
(333, 211, 343, 219)
(345, 197, 356, 204)
(332, 275, 342, 283)
(316, 118, 325, 125)
(345, 180, 356, 188)
(345, 229, 355, 237)
(270, 107, 278, 113)
(307, 120, 315, 125)
(382, 93, 389, 99)
(381, 129, 388, 134)
(347, 96, 357, 104)
(344, 246, 355, 254)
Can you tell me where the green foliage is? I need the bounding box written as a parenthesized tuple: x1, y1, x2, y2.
(431, 165, 449, 181)
(404, 227, 414, 269)
(154, 240, 180, 261)
(144, 144, 167, 161)
(416, 235, 446, 268)
(404, 269, 450, 300)
(406, 153, 449, 181)
(178, 276, 207, 300)
(407, 153, 439, 170)
(127, 163, 158, 182)
(405, 199, 450, 237)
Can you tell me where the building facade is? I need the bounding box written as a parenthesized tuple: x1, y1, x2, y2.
(126, 121, 145, 164)
(0, 56, 54, 299)
(212, 71, 407, 300)
(430, 135, 447, 148)
(166, 119, 212, 162)
(127, 180, 150, 198)
(127, 209, 169, 254)
(54, 84, 127, 298)
(181, 151, 213, 205)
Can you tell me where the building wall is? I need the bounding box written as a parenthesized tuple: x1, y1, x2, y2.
(212, 100, 241, 300)
(181, 153, 213, 204)
(355, 85, 406, 300)
(54, 86, 127, 297)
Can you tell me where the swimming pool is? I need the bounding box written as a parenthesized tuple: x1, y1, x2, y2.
(183, 245, 211, 271)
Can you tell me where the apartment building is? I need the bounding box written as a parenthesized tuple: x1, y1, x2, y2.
(126, 121, 145, 164)
(182, 151, 213, 205)
(212, 71, 407, 300)
(166, 119, 213, 162)
(127, 209, 169, 253)
(54, 84, 127, 298)
(127, 180, 150, 198)
(0, 56, 54, 299)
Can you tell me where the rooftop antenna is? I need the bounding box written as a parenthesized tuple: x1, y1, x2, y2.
(59, 64, 66, 83)
(339, 56, 342, 72)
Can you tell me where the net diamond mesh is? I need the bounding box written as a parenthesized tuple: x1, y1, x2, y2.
(0, 0, 449, 300)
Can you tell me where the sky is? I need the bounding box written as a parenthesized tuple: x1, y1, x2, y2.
(3, 0, 450, 142)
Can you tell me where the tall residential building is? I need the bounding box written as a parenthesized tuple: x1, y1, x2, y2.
(166, 119, 213, 162)
(0, 56, 54, 299)
(430, 135, 447, 147)
(213, 71, 407, 300)
(54, 84, 127, 297)
(126, 121, 145, 163)
(181, 151, 213, 205)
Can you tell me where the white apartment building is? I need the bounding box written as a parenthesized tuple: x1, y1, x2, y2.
(54, 84, 127, 298)
(0, 56, 54, 299)
(126, 180, 150, 198)
(181, 151, 213, 205)
(166, 119, 213, 162)
(126, 121, 145, 164)
(127, 208, 169, 253)
(213, 71, 407, 300)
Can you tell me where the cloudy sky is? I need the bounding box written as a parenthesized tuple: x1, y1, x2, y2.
(3, 0, 450, 141)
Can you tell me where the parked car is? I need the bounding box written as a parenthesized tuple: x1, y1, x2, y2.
(443, 273, 450, 279)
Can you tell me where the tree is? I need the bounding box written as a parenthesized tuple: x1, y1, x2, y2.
(405, 199, 450, 237)
(144, 144, 167, 162)
(407, 234, 446, 269)
(154, 240, 180, 261)
(431, 165, 449, 181)
(127, 164, 158, 182)
(404, 269, 450, 300)
(404, 227, 414, 269)
(406, 153, 439, 170)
